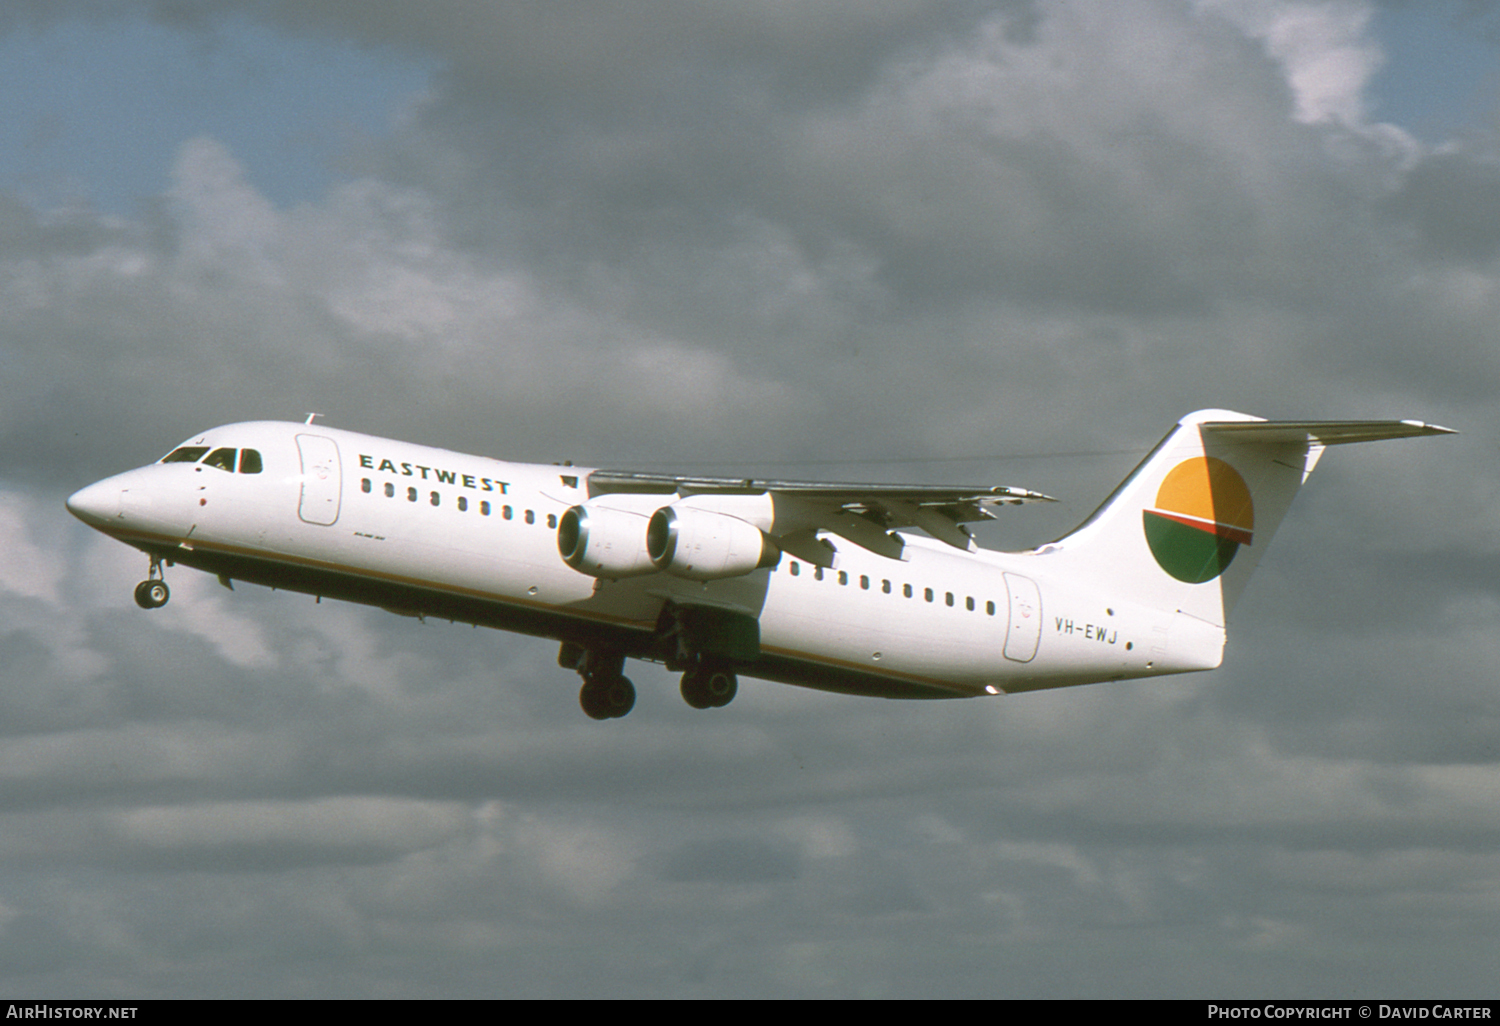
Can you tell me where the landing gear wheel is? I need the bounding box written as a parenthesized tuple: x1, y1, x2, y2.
(133, 579, 170, 609)
(580, 675, 636, 720)
(680, 671, 713, 710)
(681, 667, 737, 709)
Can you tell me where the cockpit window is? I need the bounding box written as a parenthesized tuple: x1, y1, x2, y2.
(159, 444, 263, 471)
(203, 447, 237, 472)
(204, 450, 238, 474)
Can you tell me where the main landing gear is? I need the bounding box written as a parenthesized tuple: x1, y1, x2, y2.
(559, 600, 748, 720)
(560, 645, 636, 721)
(658, 603, 740, 712)
(133, 559, 170, 609)
(679, 660, 737, 710)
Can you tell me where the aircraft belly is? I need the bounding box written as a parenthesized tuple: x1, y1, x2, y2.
(184, 475, 658, 645)
(329, 515, 599, 616)
(190, 478, 1190, 697)
(979, 575, 1213, 692)
(755, 563, 1001, 697)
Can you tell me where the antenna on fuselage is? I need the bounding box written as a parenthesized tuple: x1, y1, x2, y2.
(304, 413, 322, 425)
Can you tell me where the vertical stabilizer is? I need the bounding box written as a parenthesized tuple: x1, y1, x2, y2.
(1041, 411, 1452, 628)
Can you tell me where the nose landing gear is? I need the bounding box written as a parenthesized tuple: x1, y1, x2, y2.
(133, 559, 170, 609)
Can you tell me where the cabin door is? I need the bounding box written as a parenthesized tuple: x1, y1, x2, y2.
(1003, 572, 1042, 663)
(295, 434, 342, 526)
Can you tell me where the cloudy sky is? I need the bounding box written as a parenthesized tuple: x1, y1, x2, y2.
(1, 0, 1497, 998)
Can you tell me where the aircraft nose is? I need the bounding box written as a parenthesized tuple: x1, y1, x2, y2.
(65, 479, 121, 527)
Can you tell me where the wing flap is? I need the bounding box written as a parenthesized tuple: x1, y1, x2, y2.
(588, 470, 1053, 504)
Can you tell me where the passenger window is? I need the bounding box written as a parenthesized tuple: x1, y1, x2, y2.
(161, 446, 209, 464)
(525, 510, 534, 524)
(924, 588, 934, 603)
(238, 449, 263, 474)
(790, 562, 800, 576)
(986, 601, 996, 616)
(361, 478, 372, 493)
(408, 487, 418, 502)
(503, 506, 513, 520)
(202, 447, 237, 472)
(903, 584, 912, 598)
(860, 575, 870, 590)
(882, 580, 891, 594)
(480, 501, 490, 516)
(430, 492, 441, 507)
(385, 483, 395, 498)
(966, 596, 975, 611)
(547, 513, 557, 529)
(838, 571, 848, 586)
(458, 496, 468, 512)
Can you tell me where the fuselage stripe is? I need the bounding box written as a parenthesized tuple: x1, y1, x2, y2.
(107, 525, 974, 693)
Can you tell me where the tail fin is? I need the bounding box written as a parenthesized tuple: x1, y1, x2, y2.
(1042, 410, 1453, 629)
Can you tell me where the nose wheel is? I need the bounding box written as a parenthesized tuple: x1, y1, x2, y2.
(134, 579, 169, 609)
(133, 560, 170, 609)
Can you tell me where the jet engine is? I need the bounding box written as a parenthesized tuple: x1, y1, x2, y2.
(646, 506, 780, 581)
(557, 503, 657, 578)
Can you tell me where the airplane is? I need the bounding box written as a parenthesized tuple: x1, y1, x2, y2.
(65, 409, 1452, 720)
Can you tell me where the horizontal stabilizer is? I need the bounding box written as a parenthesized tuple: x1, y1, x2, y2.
(1200, 419, 1455, 446)
(1044, 408, 1455, 629)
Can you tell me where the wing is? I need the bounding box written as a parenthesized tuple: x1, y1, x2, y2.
(586, 470, 1054, 564)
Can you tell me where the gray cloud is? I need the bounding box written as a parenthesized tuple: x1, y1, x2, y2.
(1384, 149, 1500, 261)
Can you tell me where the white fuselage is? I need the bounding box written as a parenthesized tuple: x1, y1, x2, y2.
(67, 421, 1221, 702)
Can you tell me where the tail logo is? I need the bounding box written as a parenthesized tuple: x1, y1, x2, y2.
(1142, 457, 1254, 583)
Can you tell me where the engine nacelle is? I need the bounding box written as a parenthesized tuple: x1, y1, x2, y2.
(557, 503, 657, 579)
(647, 506, 780, 581)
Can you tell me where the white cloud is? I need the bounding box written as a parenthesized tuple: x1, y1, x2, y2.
(1203, 0, 1384, 127)
(169, 137, 285, 283)
(0, 492, 66, 604)
(111, 796, 467, 855)
(158, 576, 280, 670)
(0, 721, 292, 791)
